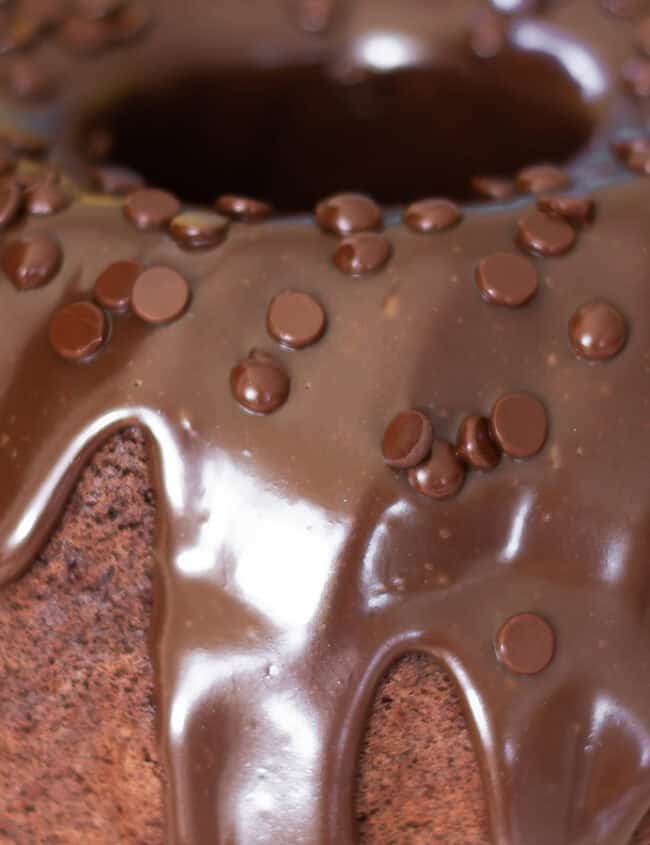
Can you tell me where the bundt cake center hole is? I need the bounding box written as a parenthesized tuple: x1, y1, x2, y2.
(94, 56, 594, 211)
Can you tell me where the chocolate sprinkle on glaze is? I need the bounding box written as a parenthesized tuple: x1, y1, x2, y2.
(215, 194, 272, 222)
(0, 176, 22, 229)
(131, 266, 190, 325)
(382, 410, 433, 469)
(1, 232, 61, 289)
(536, 194, 595, 225)
(267, 290, 326, 349)
(490, 392, 548, 458)
(495, 613, 555, 675)
(91, 164, 145, 195)
(315, 192, 382, 236)
(124, 187, 181, 230)
(470, 175, 516, 200)
(333, 232, 391, 275)
(230, 351, 290, 414)
(456, 415, 500, 470)
(169, 210, 229, 250)
(48, 300, 107, 361)
(569, 300, 627, 361)
(517, 209, 577, 256)
(516, 163, 570, 194)
(475, 252, 538, 307)
(407, 440, 465, 500)
(94, 259, 142, 312)
(24, 175, 73, 216)
(403, 198, 462, 233)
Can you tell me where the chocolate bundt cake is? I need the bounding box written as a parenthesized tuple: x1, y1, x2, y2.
(2, 1, 650, 843)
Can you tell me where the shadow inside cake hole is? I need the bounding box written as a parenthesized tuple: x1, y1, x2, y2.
(87, 48, 595, 212)
(356, 653, 490, 844)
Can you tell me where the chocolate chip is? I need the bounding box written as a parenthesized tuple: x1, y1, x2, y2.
(490, 392, 547, 458)
(267, 290, 326, 349)
(1, 233, 61, 289)
(622, 57, 650, 97)
(495, 613, 555, 675)
(536, 194, 595, 225)
(91, 164, 145, 195)
(230, 351, 290, 414)
(124, 188, 181, 230)
(475, 252, 538, 307)
(404, 199, 462, 234)
(516, 163, 570, 194)
(0, 176, 22, 229)
(470, 175, 516, 200)
(456, 415, 500, 470)
(382, 410, 433, 469)
(48, 300, 106, 361)
(517, 210, 576, 257)
(8, 58, 56, 101)
(57, 14, 111, 53)
(569, 301, 627, 361)
(315, 192, 382, 236)
(215, 194, 272, 222)
(407, 440, 465, 500)
(94, 259, 142, 312)
(169, 210, 230, 250)
(131, 266, 190, 325)
(334, 232, 391, 275)
(24, 175, 73, 216)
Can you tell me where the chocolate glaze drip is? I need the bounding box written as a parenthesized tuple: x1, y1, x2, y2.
(1, 2, 650, 844)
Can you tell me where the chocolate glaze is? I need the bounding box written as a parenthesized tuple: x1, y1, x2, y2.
(1, 2, 650, 844)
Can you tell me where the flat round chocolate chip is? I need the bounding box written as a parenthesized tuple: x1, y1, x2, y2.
(334, 232, 391, 276)
(516, 163, 570, 194)
(495, 613, 555, 675)
(536, 194, 595, 225)
(124, 187, 181, 230)
(382, 410, 433, 469)
(94, 259, 142, 312)
(25, 175, 73, 216)
(490, 392, 548, 458)
(407, 440, 465, 500)
(230, 351, 290, 414)
(456, 415, 500, 470)
(315, 192, 382, 236)
(471, 176, 516, 200)
(131, 266, 190, 325)
(0, 176, 22, 229)
(92, 164, 145, 196)
(517, 210, 576, 257)
(569, 301, 627, 361)
(169, 210, 230, 250)
(48, 301, 106, 361)
(215, 194, 272, 222)
(1, 233, 61, 289)
(404, 199, 462, 234)
(475, 252, 538, 307)
(267, 290, 326, 349)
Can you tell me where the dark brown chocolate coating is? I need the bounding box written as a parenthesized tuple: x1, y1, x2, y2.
(1, 1, 650, 844)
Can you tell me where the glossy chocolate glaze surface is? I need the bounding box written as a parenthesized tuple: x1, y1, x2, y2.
(1, 1, 650, 844)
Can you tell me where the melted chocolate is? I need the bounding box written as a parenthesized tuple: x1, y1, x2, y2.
(1, 2, 650, 844)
